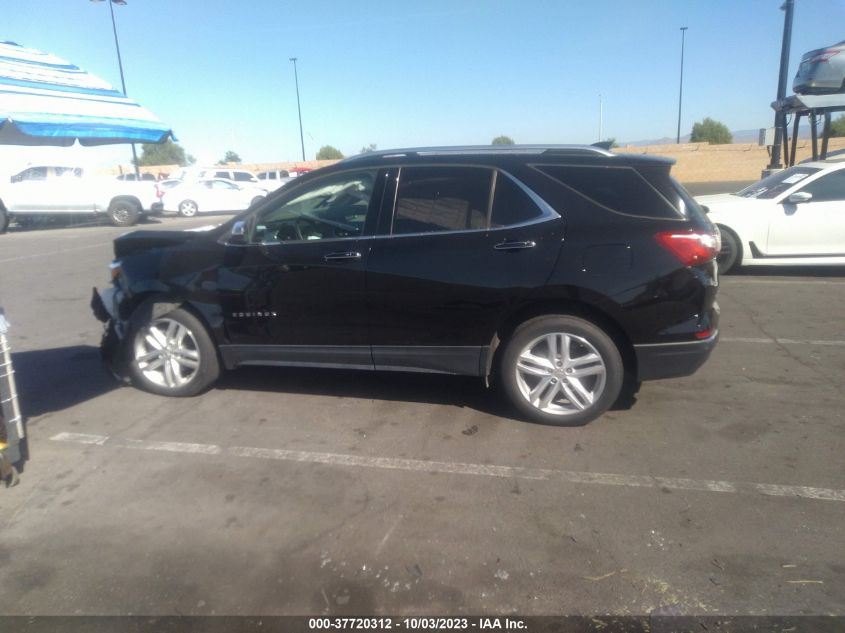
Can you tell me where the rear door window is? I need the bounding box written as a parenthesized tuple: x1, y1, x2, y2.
(491, 173, 544, 226)
(392, 166, 493, 235)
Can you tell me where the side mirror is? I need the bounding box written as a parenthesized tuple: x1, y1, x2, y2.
(228, 220, 248, 246)
(787, 191, 812, 204)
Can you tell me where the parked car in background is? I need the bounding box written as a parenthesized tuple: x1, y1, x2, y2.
(793, 40, 845, 94)
(256, 169, 295, 191)
(117, 173, 157, 181)
(696, 157, 845, 273)
(92, 145, 720, 426)
(160, 178, 267, 216)
(0, 165, 158, 232)
(200, 168, 260, 184)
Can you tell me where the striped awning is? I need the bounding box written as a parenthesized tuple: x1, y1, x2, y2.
(0, 40, 173, 146)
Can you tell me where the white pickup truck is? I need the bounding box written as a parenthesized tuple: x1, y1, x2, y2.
(0, 165, 159, 233)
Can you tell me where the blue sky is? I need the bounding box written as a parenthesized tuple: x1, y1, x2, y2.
(3, 0, 845, 170)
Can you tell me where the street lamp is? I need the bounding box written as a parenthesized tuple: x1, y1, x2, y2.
(290, 57, 306, 161)
(767, 0, 795, 171)
(676, 26, 688, 144)
(91, 0, 139, 177)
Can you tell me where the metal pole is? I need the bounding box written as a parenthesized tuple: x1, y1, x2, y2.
(598, 93, 603, 142)
(290, 58, 306, 161)
(676, 27, 688, 144)
(103, 0, 140, 177)
(768, 0, 795, 171)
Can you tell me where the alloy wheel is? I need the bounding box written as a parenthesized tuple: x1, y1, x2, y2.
(514, 332, 607, 416)
(133, 318, 201, 390)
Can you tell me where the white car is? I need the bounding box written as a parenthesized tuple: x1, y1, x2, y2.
(0, 165, 158, 232)
(696, 159, 845, 273)
(256, 169, 295, 191)
(160, 178, 267, 217)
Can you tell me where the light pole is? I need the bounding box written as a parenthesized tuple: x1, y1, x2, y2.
(767, 0, 795, 171)
(91, 0, 140, 177)
(598, 93, 603, 142)
(290, 57, 306, 161)
(676, 26, 688, 144)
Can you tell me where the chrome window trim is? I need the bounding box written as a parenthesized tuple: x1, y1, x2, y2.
(253, 235, 368, 247)
(370, 215, 560, 240)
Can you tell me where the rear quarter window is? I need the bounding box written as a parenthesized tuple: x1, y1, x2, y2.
(534, 164, 683, 219)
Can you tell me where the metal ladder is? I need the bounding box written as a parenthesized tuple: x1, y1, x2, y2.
(0, 309, 23, 487)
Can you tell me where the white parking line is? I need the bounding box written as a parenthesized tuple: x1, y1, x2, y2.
(50, 432, 845, 503)
(722, 337, 845, 346)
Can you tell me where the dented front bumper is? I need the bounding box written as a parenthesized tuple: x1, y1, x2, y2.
(91, 287, 127, 377)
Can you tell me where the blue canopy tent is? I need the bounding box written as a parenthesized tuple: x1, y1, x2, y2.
(0, 40, 173, 146)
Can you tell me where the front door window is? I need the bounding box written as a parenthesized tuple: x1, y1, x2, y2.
(251, 170, 378, 243)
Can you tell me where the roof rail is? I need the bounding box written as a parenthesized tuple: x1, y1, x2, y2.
(341, 144, 617, 163)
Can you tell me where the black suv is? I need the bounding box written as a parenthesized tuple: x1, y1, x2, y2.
(92, 146, 720, 426)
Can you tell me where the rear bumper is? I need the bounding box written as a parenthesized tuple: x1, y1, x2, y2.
(634, 330, 719, 381)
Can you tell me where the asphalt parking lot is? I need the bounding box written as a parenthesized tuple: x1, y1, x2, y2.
(0, 204, 843, 617)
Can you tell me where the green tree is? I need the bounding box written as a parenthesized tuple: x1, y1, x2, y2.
(135, 139, 192, 166)
(491, 135, 515, 145)
(830, 114, 845, 137)
(217, 150, 242, 165)
(690, 118, 733, 144)
(316, 145, 344, 160)
(359, 143, 377, 154)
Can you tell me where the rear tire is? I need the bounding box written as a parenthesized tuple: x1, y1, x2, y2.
(0, 206, 8, 234)
(250, 196, 264, 207)
(717, 226, 741, 274)
(179, 200, 199, 217)
(126, 306, 219, 397)
(108, 200, 141, 227)
(498, 315, 624, 426)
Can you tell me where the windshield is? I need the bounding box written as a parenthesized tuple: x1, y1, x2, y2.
(735, 166, 820, 199)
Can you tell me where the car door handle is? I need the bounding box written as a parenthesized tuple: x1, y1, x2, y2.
(324, 251, 362, 262)
(494, 240, 536, 251)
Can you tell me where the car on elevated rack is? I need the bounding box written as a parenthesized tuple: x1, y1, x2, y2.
(696, 158, 845, 273)
(793, 40, 845, 95)
(91, 145, 720, 426)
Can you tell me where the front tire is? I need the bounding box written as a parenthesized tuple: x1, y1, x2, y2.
(0, 206, 8, 234)
(178, 200, 198, 217)
(717, 226, 741, 274)
(499, 315, 624, 426)
(127, 307, 219, 397)
(108, 200, 141, 227)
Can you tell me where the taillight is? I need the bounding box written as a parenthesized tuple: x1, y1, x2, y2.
(155, 185, 163, 198)
(654, 230, 720, 266)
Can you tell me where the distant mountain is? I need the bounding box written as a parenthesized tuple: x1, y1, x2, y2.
(623, 126, 813, 147)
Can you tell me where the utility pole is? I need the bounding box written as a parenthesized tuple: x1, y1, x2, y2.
(92, 0, 140, 177)
(676, 27, 688, 144)
(598, 94, 603, 142)
(290, 57, 306, 161)
(767, 0, 795, 172)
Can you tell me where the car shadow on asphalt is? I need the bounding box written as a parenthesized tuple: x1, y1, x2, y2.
(12, 345, 117, 418)
(215, 365, 639, 425)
